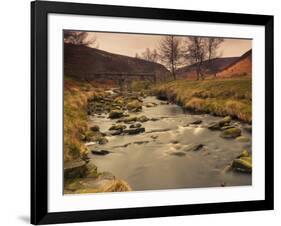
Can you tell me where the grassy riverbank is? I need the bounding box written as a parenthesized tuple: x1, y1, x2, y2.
(154, 77, 252, 123)
(64, 77, 94, 162)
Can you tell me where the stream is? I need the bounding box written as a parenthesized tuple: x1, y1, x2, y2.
(87, 96, 252, 191)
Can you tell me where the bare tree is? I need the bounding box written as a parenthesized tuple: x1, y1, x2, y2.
(64, 31, 98, 47)
(206, 37, 224, 77)
(184, 37, 207, 80)
(140, 48, 158, 62)
(158, 36, 183, 80)
(152, 49, 159, 63)
(184, 37, 224, 80)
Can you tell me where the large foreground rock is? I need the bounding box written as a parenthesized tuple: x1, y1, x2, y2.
(64, 160, 88, 179)
(68, 179, 132, 194)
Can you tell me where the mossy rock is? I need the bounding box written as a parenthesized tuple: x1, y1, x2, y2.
(123, 116, 138, 123)
(95, 137, 108, 145)
(145, 102, 157, 108)
(236, 136, 250, 142)
(170, 151, 186, 157)
(108, 130, 123, 136)
(190, 120, 202, 125)
(220, 127, 241, 139)
(221, 116, 232, 124)
(237, 149, 250, 158)
(244, 125, 252, 133)
(108, 110, 124, 119)
(138, 115, 149, 122)
(129, 123, 142, 128)
(83, 130, 95, 142)
(208, 122, 221, 130)
(86, 162, 99, 178)
(209, 116, 232, 130)
(232, 157, 252, 173)
(90, 125, 100, 132)
(64, 179, 85, 191)
(221, 125, 236, 131)
(64, 160, 88, 179)
(182, 144, 204, 152)
(126, 100, 142, 112)
(91, 149, 110, 156)
(123, 127, 145, 135)
(109, 124, 126, 131)
(114, 97, 124, 105)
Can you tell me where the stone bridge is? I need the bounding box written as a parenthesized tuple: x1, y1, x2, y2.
(83, 72, 157, 89)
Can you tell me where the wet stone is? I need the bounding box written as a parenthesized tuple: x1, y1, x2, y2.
(123, 127, 145, 135)
(91, 150, 110, 156)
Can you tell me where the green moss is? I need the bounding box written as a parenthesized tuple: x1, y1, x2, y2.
(232, 157, 252, 173)
(220, 128, 242, 139)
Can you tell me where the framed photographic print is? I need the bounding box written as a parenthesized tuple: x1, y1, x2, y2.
(31, 0, 274, 224)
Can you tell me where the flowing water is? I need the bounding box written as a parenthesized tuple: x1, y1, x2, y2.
(87, 96, 252, 191)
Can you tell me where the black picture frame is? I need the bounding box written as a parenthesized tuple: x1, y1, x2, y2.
(31, 0, 274, 224)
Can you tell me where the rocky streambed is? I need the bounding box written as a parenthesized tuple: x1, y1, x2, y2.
(64, 89, 252, 193)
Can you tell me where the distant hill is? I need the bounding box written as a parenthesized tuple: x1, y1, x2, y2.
(176, 57, 239, 79)
(216, 49, 252, 78)
(64, 43, 170, 82)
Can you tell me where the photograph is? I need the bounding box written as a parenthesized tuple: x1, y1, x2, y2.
(63, 30, 253, 194)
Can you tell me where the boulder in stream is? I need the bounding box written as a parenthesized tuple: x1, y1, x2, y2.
(90, 125, 100, 132)
(91, 150, 110, 156)
(95, 137, 108, 145)
(231, 157, 252, 173)
(122, 116, 138, 123)
(220, 128, 241, 139)
(237, 149, 250, 158)
(208, 116, 232, 130)
(138, 115, 149, 122)
(108, 110, 124, 119)
(126, 100, 142, 112)
(190, 120, 202, 125)
(236, 136, 250, 142)
(171, 151, 186, 157)
(182, 144, 204, 152)
(145, 102, 157, 108)
(109, 124, 126, 131)
(244, 125, 252, 133)
(130, 123, 142, 128)
(123, 127, 145, 135)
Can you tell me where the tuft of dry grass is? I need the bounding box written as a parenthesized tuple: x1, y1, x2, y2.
(154, 77, 252, 122)
(65, 179, 132, 194)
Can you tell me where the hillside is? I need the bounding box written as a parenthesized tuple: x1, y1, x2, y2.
(216, 49, 252, 78)
(64, 43, 170, 82)
(176, 57, 239, 79)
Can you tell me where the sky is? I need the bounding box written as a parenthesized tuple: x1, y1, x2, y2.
(84, 31, 252, 58)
